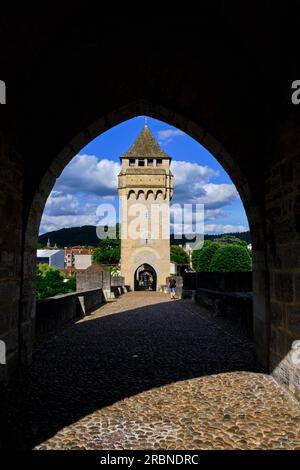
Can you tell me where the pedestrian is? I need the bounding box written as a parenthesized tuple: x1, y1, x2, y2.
(169, 277, 176, 300)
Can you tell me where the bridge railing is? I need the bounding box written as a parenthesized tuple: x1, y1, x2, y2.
(182, 272, 253, 335)
(76, 271, 125, 300)
(182, 272, 252, 293)
(35, 288, 104, 340)
(35, 269, 127, 341)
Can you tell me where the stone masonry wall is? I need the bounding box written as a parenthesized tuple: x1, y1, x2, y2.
(267, 119, 300, 401)
(77, 271, 124, 292)
(0, 129, 23, 386)
(35, 289, 104, 340)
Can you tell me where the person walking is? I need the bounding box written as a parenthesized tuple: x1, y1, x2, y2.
(169, 277, 177, 300)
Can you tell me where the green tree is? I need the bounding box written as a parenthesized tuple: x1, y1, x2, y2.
(191, 248, 202, 271)
(213, 234, 248, 247)
(65, 276, 76, 291)
(170, 245, 189, 265)
(108, 265, 121, 276)
(92, 238, 120, 265)
(209, 244, 252, 272)
(192, 241, 220, 272)
(36, 264, 76, 300)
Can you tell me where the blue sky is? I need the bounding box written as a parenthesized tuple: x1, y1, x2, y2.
(40, 116, 249, 235)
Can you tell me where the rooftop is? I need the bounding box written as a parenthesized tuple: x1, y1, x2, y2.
(37, 249, 63, 257)
(120, 126, 171, 160)
(84, 263, 109, 273)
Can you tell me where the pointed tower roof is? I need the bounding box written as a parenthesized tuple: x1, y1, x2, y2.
(120, 126, 171, 160)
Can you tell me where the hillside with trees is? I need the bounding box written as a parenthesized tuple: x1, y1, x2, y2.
(39, 225, 251, 248)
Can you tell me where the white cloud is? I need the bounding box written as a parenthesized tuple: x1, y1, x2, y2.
(44, 191, 99, 218)
(170, 207, 225, 223)
(204, 224, 246, 234)
(44, 191, 81, 216)
(40, 196, 118, 234)
(197, 183, 239, 209)
(204, 208, 225, 220)
(158, 128, 184, 144)
(40, 154, 247, 235)
(52, 156, 237, 212)
(171, 161, 237, 208)
(39, 214, 99, 235)
(171, 160, 218, 201)
(170, 222, 246, 236)
(55, 154, 120, 197)
(40, 154, 121, 233)
(171, 223, 195, 236)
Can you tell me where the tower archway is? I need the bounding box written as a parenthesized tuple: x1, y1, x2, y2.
(134, 264, 157, 291)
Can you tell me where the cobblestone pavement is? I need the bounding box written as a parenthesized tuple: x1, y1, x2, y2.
(10, 292, 300, 449)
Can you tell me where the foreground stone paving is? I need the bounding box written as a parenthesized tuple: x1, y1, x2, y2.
(36, 372, 300, 450)
(11, 292, 300, 449)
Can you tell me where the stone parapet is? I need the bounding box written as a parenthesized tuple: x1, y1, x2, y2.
(35, 289, 104, 340)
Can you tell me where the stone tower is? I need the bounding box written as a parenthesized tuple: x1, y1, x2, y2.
(118, 124, 174, 291)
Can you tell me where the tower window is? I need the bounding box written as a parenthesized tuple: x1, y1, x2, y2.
(129, 159, 135, 166)
(148, 159, 154, 166)
(138, 160, 145, 166)
(157, 159, 162, 166)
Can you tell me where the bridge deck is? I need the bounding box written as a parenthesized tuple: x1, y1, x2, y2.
(10, 292, 300, 450)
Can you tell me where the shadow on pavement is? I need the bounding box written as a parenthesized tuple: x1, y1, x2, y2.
(6, 295, 262, 449)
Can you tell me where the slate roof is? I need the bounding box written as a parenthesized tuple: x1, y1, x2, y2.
(120, 126, 171, 160)
(37, 249, 63, 257)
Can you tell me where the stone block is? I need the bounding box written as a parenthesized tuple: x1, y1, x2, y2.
(35, 289, 104, 340)
(294, 273, 300, 303)
(0, 281, 20, 304)
(286, 305, 300, 336)
(274, 272, 294, 303)
(0, 303, 19, 334)
(270, 301, 286, 328)
(279, 243, 300, 269)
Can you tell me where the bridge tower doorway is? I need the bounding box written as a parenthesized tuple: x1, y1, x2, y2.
(134, 264, 157, 291)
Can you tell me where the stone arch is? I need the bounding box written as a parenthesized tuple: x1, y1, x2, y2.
(20, 101, 268, 374)
(1, 9, 300, 403)
(146, 190, 154, 200)
(127, 189, 136, 200)
(155, 190, 164, 201)
(137, 190, 145, 200)
(134, 263, 157, 291)
(131, 246, 160, 268)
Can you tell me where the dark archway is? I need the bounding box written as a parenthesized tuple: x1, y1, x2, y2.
(22, 104, 266, 369)
(134, 264, 157, 291)
(1, 11, 300, 404)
